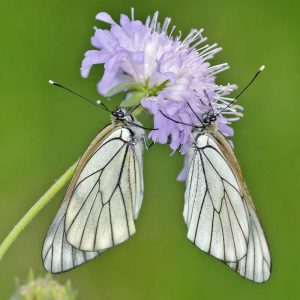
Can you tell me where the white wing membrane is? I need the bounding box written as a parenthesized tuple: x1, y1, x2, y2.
(65, 127, 144, 252)
(184, 132, 271, 282)
(184, 135, 248, 262)
(227, 201, 271, 282)
(42, 201, 101, 273)
(43, 125, 144, 273)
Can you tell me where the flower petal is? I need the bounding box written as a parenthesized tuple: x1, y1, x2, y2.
(81, 10, 240, 158)
(96, 12, 116, 25)
(98, 70, 131, 95)
(80, 50, 111, 78)
(92, 29, 118, 51)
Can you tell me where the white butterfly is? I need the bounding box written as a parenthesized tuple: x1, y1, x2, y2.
(183, 108, 271, 283)
(42, 107, 145, 273)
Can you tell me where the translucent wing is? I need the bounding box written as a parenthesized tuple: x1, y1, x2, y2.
(184, 131, 271, 282)
(42, 125, 114, 273)
(42, 201, 102, 273)
(227, 201, 271, 283)
(184, 134, 249, 262)
(42, 124, 144, 272)
(64, 126, 144, 252)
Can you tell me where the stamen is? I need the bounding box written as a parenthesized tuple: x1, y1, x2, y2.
(191, 36, 208, 49)
(156, 22, 161, 33)
(198, 43, 218, 55)
(169, 25, 176, 37)
(207, 63, 229, 71)
(209, 64, 230, 76)
(145, 16, 150, 27)
(197, 44, 210, 52)
(200, 47, 222, 60)
(177, 30, 182, 40)
(180, 29, 204, 49)
(150, 11, 159, 32)
(162, 17, 171, 33)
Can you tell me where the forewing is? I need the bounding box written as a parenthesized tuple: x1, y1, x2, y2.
(65, 127, 144, 251)
(184, 131, 271, 282)
(42, 200, 102, 273)
(184, 134, 249, 262)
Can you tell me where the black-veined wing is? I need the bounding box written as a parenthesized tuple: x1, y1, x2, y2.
(226, 200, 271, 283)
(42, 200, 102, 273)
(42, 125, 113, 273)
(64, 125, 144, 252)
(42, 123, 144, 272)
(184, 130, 271, 282)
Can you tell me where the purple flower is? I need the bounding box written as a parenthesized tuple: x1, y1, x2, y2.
(81, 9, 242, 179)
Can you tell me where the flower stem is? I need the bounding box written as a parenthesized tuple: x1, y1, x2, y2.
(0, 161, 78, 263)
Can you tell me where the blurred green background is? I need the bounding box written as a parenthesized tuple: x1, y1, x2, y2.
(0, 0, 299, 299)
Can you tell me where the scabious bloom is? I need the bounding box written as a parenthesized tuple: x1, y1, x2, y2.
(11, 270, 77, 300)
(81, 9, 242, 179)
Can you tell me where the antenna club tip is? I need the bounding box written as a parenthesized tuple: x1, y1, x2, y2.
(259, 65, 265, 72)
(49, 80, 55, 85)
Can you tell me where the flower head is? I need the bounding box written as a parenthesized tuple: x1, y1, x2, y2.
(81, 9, 242, 176)
(11, 270, 77, 300)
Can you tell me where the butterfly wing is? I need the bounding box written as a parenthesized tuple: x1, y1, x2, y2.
(64, 126, 144, 251)
(184, 130, 271, 282)
(42, 123, 144, 272)
(42, 124, 113, 273)
(226, 200, 271, 282)
(42, 200, 102, 273)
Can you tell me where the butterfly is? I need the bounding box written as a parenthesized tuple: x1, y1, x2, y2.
(184, 120, 271, 283)
(183, 68, 271, 283)
(42, 105, 145, 273)
(162, 66, 271, 283)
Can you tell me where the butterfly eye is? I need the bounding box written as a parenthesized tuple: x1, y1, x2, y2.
(203, 116, 210, 124)
(204, 118, 209, 123)
(112, 108, 126, 119)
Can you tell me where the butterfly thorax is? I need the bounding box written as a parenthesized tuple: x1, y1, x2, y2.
(191, 122, 218, 147)
(111, 107, 144, 141)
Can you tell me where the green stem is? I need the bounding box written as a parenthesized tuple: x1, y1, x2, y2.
(0, 161, 78, 262)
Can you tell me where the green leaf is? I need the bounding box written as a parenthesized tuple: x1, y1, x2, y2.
(121, 91, 147, 107)
(104, 82, 135, 97)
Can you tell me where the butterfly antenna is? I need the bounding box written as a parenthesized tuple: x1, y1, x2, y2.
(204, 90, 215, 115)
(49, 80, 111, 112)
(159, 110, 203, 129)
(147, 141, 155, 149)
(127, 122, 158, 131)
(187, 103, 204, 126)
(216, 65, 265, 117)
(130, 103, 142, 114)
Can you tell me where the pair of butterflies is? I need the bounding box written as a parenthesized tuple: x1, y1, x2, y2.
(42, 90, 271, 283)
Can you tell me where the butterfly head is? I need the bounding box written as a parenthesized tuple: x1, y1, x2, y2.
(191, 110, 218, 138)
(112, 107, 134, 123)
(201, 111, 217, 127)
